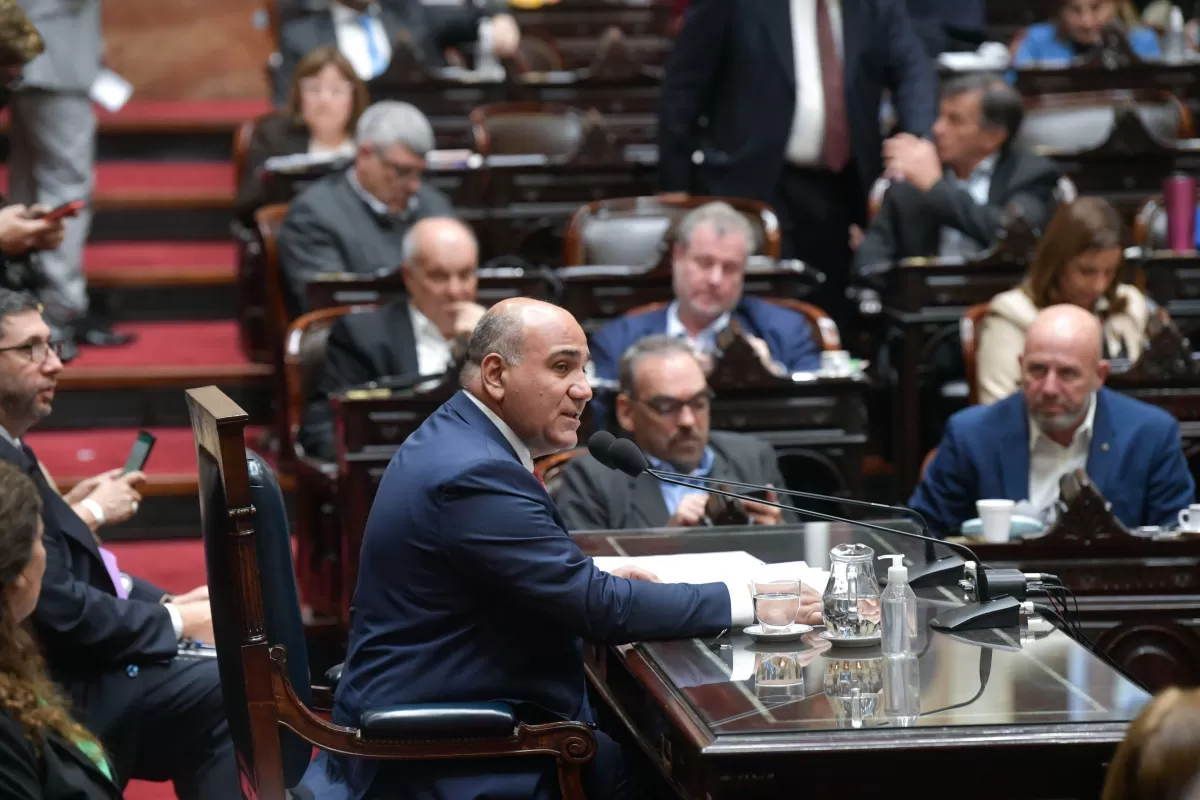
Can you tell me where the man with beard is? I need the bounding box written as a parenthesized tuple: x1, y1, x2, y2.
(588, 201, 822, 428)
(910, 304, 1194, 536)
(556, 335, 793, 530)
(0, 289, 236, 798)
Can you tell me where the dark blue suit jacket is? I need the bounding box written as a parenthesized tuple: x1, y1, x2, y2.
(329, 391, 732, 799)
(589, 296, 823, 428)
(910, 389, 1195, 537)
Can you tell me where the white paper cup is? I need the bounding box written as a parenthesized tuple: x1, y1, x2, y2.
(976, 499, 1015, 543)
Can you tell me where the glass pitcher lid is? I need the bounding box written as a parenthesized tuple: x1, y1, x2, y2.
(829, 543, 875, 562)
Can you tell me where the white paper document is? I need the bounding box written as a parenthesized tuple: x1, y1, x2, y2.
(90, 69, 133, 113)
(592, 551, 829, 592)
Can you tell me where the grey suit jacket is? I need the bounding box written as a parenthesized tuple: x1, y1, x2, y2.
(277, 169, 453, 318)
(17, 0, 101, 92)
(555, 431, 794, 531)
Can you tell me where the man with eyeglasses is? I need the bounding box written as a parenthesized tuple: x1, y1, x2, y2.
(557, 335, 792, 530)
(0, 289, 235, 797)
(278, 99, 454, 318)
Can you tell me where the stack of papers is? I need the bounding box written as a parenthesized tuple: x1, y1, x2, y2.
(593, 551, 829, 592)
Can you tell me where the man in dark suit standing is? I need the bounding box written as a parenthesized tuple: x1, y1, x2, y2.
(309, 298, 821, 799)
(273, 0, 521, 106)
(298, 216, 485, 460)
(657, 0, 936, 306)
(0, 289, 235, 798)
(557, 335, 793, 530)
(589, 202, 823, 427)
(853, 74, 1062, 272)
(278, 100, 454, 319)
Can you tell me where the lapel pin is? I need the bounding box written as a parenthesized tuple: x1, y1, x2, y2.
(1101, 442, 1110, 452)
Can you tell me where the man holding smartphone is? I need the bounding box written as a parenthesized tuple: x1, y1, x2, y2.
(0, 289, 235, 797)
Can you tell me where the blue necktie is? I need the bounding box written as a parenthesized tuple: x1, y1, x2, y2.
(358, 13, 386, 77)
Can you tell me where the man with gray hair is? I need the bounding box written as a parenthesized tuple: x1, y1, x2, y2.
(589, 200, 822, 427)
(557, 334, 792, 531)
(278, 99, 454, 317)
(299, 216, 484, 460)
(304, 297, 821, 799)
(854, 73, 1061, 270)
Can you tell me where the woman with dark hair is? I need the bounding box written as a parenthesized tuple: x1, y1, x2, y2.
(975, 197, 1149, 404)
(234, 45, 369, 222)
(1102, 687, 1200, 799)
(0, 461, 120, 799)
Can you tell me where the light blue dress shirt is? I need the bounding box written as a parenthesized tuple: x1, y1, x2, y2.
(646, 446, 716, 517)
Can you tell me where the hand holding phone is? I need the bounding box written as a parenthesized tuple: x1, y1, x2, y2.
(32, 200, 85, 223)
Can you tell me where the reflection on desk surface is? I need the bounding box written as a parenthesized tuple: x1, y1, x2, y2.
(574, 522, 1151, 735)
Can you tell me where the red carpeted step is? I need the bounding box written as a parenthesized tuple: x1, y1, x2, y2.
(0, 99, 271, 132)
(25, 425, 271, 494)
(0, 162, 234, 208)
(58, 320, 271, 389)
(84, 241, 237, 287)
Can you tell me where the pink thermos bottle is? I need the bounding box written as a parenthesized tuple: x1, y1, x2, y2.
(1164, 173, 1197, 251)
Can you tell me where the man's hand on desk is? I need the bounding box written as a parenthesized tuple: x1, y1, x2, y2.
(451, 301, 487, 340)
(882, 133, 942, 193)
(668, 493, 710, 527)
(490, 14, 521, 57)
(795, 583, 823, 627)
(610, 565, 662, 583)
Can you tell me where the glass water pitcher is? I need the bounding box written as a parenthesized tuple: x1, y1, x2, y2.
(821, 543, 882, 639)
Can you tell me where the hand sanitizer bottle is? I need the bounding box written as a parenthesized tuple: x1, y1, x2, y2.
(879, 554, 916, 656)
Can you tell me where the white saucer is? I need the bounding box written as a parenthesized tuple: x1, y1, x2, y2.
(743, 624, 814, 642)
(819, 630, 882, 647)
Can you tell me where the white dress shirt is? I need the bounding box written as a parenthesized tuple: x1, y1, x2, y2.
(463, 392, 754, 626)
(784, 0, 844, 167)
(938, 154, 997, 259)
(1027, 394, 1097, 522)
(665, 300, 731, 357)
(331, 1, 393, 80)
(409, 303, 455, 376)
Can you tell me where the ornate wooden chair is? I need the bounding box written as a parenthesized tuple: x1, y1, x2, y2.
(469, 102, 594, 158)
(186, 386, 597, 800)
(563, 195, 781, 267)
(959, 302, 992, 406)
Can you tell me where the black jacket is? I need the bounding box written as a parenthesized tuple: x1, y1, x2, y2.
(657, 0, 936, 202)
(234, 113, 312, 224)
(0, 438, 178, 729)
(852, 146, 1062, 275)
(299, 300, 420, 460)
(0, 710, 122, 800)
(274, 0, 485, 106)
(555, 430, 794, 530)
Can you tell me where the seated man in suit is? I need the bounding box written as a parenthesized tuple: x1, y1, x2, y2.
(306, 297, 822, 799)
(589, 201, 823, 427)
(854, 74, 1062, 272)
(298, 216, 485, 460)
(910, 303, 1194, 537)
(273, 0, 521, 105)
(278, 99, 454, 318)
(557, 335, 792, 530)
(0, 289, 234, 798)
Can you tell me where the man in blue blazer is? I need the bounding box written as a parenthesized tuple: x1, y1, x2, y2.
(911, 305, 1194, 537)
(316, 297, 822, 799)
(590, 202, 823, 428)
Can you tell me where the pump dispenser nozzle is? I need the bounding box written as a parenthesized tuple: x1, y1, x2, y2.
(879, 554, 908, 584)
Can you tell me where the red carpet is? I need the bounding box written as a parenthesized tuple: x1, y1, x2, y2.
(84, 242, 236, 281)
(65, 320, 253, 369)
(25, 425, 269, 486)
(0, 162, 234, 198)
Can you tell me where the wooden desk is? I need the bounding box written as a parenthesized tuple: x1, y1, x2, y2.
(573, 523, 1150, 800)
(304, 266, 562, 313)
(1015, 63, 1200, 103)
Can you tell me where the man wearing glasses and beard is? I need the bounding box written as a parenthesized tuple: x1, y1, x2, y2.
(556, 335, 794, 530)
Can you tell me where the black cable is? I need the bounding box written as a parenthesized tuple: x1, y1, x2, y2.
(1031, 603, 1149, 693)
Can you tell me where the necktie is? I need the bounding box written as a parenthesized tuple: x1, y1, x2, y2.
(21, 443, 128, 600)
(358, 13, 386, 77)
(816, 0, 850, 172)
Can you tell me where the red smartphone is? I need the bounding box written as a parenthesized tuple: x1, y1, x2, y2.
(33, 200, 85, 222)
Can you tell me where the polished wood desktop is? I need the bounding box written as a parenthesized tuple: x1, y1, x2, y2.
(573, 523, 1150, 800)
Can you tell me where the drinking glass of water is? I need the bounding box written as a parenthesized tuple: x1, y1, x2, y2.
(752, 577, 801, 633)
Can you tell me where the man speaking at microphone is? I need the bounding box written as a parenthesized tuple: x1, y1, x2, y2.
(314, 297, 822, 800)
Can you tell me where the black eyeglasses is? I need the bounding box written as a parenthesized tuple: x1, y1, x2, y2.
(630, 388, 714, 417)
(0, 339, 67, 364)
(373, 147, 423, 182)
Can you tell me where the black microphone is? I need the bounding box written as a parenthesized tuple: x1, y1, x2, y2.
(601, 442, 960, 589)
(586, 430, 617, 470)
(600, 438, 1019, 632)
